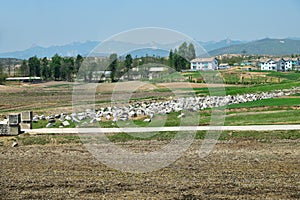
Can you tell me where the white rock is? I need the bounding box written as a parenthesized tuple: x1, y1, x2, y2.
(46, 123, 54, 128)
(177, 113, 185, 118)
(65, 115, 71, 121)
(32, 116, 39, 123)
(12, 141, 18, 147)
(143, 118, 151, 122)
(62, 121, 70, 127)
(96, 118, 101, 122)
(90, 118, 97, 124)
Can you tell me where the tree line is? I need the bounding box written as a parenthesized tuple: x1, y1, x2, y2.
(19, 54, 84, 81)
(1, 42, 196, 83)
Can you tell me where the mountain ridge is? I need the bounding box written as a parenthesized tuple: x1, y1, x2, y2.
(0, 38, 299, 59)
(209, 38, 300, 56)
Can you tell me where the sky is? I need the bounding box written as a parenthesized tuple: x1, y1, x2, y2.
(0, 0, 299, 53)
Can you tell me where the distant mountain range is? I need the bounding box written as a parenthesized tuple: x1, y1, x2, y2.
(209, 38, 300, 56)
(199, 39, 246, 52)
(0, 41, 99, 59)
(0, 38, 299, 59)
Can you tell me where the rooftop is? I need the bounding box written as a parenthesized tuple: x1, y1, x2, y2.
(190, 57, 216, 63)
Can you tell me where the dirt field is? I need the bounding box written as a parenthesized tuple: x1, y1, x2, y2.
(0, 81, 233, 115)
(1, 139, 299, 199)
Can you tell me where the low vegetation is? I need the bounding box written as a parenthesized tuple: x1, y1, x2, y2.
(7, 129, 300, 145)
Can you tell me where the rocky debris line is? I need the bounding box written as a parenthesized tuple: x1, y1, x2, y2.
(31, 87, 299, 126)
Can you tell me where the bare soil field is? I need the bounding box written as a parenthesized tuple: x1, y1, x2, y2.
(0, 81, 234, 115)
(1, 139, 299, 199)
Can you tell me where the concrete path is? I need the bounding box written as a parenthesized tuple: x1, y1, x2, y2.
(24, 125, 300, 134)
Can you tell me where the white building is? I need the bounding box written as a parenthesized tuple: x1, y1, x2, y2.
(260, 58, 293, 71)
(190, 57, 218, 70)
(260, 59, 277, 71)
(285, 59, 293, 70)
(218, 63, 230, 70)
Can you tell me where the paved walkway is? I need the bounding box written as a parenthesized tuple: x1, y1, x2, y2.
(24, 125, 300, 134)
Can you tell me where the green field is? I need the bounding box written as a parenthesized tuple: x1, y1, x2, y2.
(227, 98, 300, 109)
(187, 81, 300, 96)
(12, 129, 300, 145)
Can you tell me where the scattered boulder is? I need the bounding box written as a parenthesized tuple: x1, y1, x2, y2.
(46, 123, 55, 128)
(48, 118, 55, 123)
(12, 141, 18, 147)
(90, 118, 97, 124)
(65, 115, 72, 121)
(32, 116, 39, 123)
(54, 114, 61, 119)
(96, 118, 101, 122)
(177, 113, 185, 118)
(62, 121, 70, 127)
(143, 118, 151, 122)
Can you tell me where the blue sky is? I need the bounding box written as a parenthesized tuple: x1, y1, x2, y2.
(0, 0, 299, 52)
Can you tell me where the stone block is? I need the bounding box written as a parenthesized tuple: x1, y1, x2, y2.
(20, 122, 32, 130)
(21, 111, 33, 122)
(8, 114, 21, 126)
(8, 125, 21, 136)
(0, 124, 9, 135)
(62, 121, 70, 127)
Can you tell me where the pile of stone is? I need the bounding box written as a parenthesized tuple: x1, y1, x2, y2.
(29, 87, 300, 126)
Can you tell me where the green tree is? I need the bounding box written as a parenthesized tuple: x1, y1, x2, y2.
(173, 42, 195, 70)
(108, 53, 118, 82)
(168, 49, 174, 68)
(75, 54, 84, 74)
(41, 57, 50, 80)
(124, 54, 133, 80)
(0, 64, 7, 84)
(50, 54, 62, 80)
(187, 43, 196, 61)
(178, 42, 188, 59)
(20, 60, 29, 77)
(61, 57, 75, 81)
(28, 56, 40, 77)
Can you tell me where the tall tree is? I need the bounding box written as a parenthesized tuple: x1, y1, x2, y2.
(178, 42, 188, 59)
(187, 43, 196, 61)
(61, 57, 75, 81)
(168, 49, 174, 68)
(51, 54, 62, 80)
(75, 54, 84, 74)
(7, 59, 12, 76)
(20, 60, 29, 77)
(0, 63, 7, 84)
(41, 57, 50, 80)
(28, 56, 40, 77)
(108, 53, 118, 82)
(124, 54, 133, 80)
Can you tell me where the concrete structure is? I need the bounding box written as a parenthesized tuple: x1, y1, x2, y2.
(0, 114, 21, 136)
(21, 111, 33, 129)
(6, 77, 42, 82)
(0, 112, 33, 136)
(123, 66, 167, 80)
(190, 57, 218, 70)
(218, 63, 230, 70)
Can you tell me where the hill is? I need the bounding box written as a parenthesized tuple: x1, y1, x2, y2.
(0, 41, 99, 59)
(199, 39, 246, 52)
(209, 38, 300, 56)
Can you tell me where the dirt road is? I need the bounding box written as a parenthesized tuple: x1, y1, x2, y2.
(24, 124, 300, 135)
